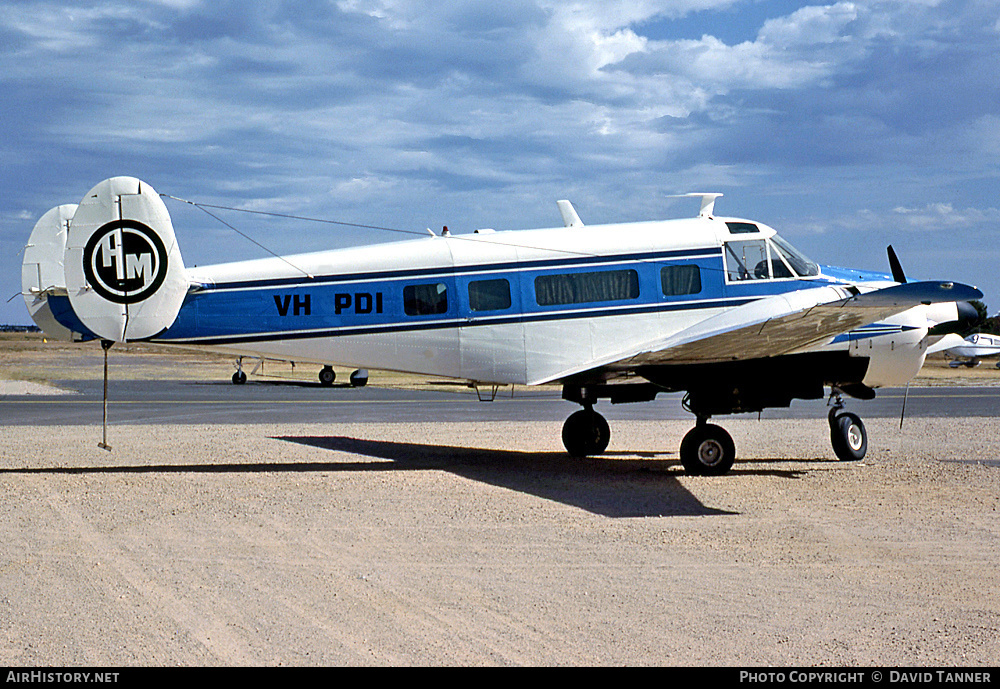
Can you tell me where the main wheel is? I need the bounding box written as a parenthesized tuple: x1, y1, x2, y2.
(829, 411, 867, 461)
(562, 409, 611, 457)
(679, 424, 736, 475)
(319, 366, 336, 386)
(232, 371, 247, 385)
(349, 369, 369, 387)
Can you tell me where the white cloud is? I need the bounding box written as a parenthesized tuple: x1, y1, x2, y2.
(3, 0, 1000, 321)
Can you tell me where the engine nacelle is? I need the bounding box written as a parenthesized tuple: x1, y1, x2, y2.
(853, 306, 930, 388)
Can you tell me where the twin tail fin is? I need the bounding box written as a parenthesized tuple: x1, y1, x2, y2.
(22, 177, 188, 342)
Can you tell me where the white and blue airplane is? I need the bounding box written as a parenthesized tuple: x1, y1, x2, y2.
(22, 177, 983, 474)
(933, 332, 1000, 368)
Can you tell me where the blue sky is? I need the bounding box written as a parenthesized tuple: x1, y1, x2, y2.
(3, 0, 999, 324)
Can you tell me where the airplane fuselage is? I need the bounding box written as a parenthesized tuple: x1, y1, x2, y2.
(153, 216, 898, 388)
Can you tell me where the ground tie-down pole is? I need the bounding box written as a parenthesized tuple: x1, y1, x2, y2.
(99, 339, 113, 451)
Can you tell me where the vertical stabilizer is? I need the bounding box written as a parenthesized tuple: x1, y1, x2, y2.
(22, 204, 77, 340)
(64, 177, 188, 342)
(556, 200, 584, 228)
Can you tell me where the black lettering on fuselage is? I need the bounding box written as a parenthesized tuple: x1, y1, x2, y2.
(355, 293, 372, 314)
(276, 291, 383, 317)
(274, 293, 311, 316)
(294, 294, 310, 316)
(274, 294, 291, 316)
(335, 293, 351, 314)
(334, 292, 384, 315)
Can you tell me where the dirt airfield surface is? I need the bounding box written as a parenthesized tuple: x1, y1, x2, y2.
(0, 336, 998, 666)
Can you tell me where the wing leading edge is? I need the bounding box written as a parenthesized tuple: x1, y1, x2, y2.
(530, 280, 983, 385)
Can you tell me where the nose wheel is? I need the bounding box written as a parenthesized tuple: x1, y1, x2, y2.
(829, 408, 867, 461)
(828, 391, 868, 461)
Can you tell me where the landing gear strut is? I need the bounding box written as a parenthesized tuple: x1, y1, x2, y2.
(232, 357, 247, 385)
(828, 392, 867, 461)
(561, 406, 611, 457)
(679, 418, 736, 475)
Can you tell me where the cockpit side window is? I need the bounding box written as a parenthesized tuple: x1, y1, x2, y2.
(725, 239, 770, 281)
(725, 234, 819, 282)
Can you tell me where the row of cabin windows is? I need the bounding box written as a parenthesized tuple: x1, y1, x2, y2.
(402, 265, 703, 316)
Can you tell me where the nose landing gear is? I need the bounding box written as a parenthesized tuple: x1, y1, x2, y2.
(828, 392, 867, 461)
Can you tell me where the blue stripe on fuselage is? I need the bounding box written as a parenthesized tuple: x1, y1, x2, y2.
(156, 247, 840, 345)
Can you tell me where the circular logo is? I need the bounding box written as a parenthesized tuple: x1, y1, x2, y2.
(83, 220, 168, 304)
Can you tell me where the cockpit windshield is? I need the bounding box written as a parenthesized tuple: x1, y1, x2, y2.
(770, 234, 819, 277)
(724, 233, 820, 282)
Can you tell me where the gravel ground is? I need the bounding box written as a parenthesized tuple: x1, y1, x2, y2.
(0, 417, 997, 666)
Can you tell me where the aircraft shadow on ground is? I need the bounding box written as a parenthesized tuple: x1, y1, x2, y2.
(0, 437, 812, 518)
(271, 435, 809, 518)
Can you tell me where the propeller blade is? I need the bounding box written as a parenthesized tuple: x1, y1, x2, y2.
(887, 245, 906, 284)
(885, 244, 906, 284)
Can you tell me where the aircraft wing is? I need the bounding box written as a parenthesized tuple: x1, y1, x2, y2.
(532, 280, 982, 385)
(926, 333, 966, 355)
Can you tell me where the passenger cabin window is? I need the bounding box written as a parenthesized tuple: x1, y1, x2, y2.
(403, 283, 448, 315)
(468, 278, 511, 311)
(726, 222, 760, 234)
(661, 265, 702, 296)
(535, 269, 639, 306)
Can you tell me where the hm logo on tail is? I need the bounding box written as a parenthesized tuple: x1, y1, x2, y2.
(83, 220, 168, 304)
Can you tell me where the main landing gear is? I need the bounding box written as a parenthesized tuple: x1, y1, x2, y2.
(231, 358, 369, 387)
(561, 407, 611, 458)
(559, 388, 870, 475)
(558, 404, 735, 475)
(679, 419, 736, 475)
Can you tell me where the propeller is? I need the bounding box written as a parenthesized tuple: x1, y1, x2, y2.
(887, 245, 906, 283)
(928, 301, 982, 335)
(887, 245, 980, 334)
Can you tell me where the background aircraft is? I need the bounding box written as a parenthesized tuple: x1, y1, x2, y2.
(22, 177, 982, 474)
(933, 332, 1000, 368)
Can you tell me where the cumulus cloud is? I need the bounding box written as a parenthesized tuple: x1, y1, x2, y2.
(2, 0, 1000, 321)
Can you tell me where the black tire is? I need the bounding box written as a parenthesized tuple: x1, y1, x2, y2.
(562, 409, 611, 457)
(829, 411, 867, 461)
(319, 366, 336, 386)
(349, 369, 369, 387)
(679, 424, 736, 475)
(232, 371, 247, 385)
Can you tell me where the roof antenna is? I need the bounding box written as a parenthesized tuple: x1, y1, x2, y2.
(666, 193, 723, 218)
